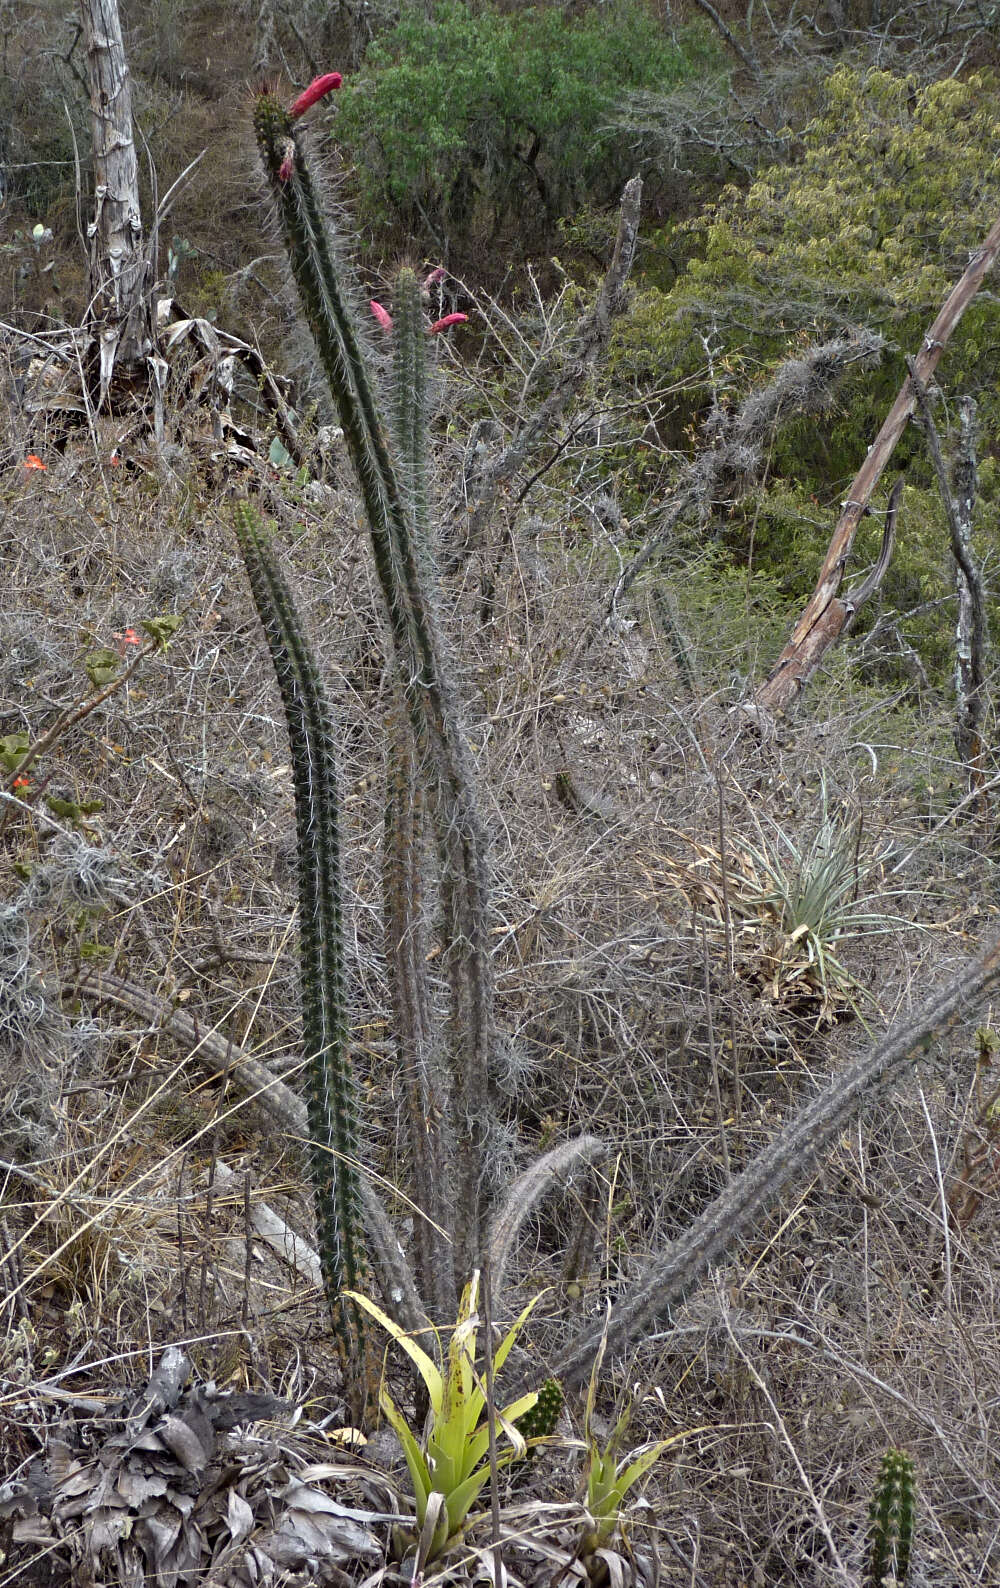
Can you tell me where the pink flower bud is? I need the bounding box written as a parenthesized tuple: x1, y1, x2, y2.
(422, 266, 447, 291)
(278, 138, 295, 183)
(289, 72, 343, 118)
(370, 300, 394, 332)
(426, 313, 468, 335)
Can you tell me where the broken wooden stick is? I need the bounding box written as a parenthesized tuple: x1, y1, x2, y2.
(752, 209, 1000, 720)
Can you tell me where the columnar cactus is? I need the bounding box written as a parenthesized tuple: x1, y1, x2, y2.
(233, 502, 370, 1414)
(253, 88, 493, 1282)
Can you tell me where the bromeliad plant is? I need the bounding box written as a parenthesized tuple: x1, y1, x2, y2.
(664, 780, 910, 1023)
(575, 1340, 707, 1573)
(348, 1273, 542, 1561)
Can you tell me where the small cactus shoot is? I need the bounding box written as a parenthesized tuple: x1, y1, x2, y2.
(866, 1448, 916, 1588)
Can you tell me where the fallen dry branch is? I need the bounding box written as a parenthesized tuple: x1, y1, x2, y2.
(751, 208, 1000, 720)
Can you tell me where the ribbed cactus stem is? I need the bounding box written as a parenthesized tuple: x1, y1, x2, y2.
(866, 1449, 916, 1587)
(384, 713, 457, 1319)
(233, 501, 370, 1416)
(390, 268, 431, 540)
(252, 93, 419, 679)
(253, 96, 494, 1280)
(514, 1377, 563, 1450)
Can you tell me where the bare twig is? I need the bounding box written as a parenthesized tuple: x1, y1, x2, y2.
(908, 373, 987, 787)
(457, 176, 643, 550)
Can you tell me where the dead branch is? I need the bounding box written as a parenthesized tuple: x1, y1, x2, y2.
(752, 209, 1000, 719)
(455, 175, 643, 551)
(908, 376, 988, 787)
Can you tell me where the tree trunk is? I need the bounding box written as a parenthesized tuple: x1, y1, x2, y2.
(81, 0, 153, 402)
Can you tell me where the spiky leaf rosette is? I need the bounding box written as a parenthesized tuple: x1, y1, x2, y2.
(233, 501, 370, 1416)
(866, 1448, 916, 1587)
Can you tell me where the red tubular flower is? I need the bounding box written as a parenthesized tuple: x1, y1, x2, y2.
(278, 138, 296, 184)
(422, 266, 446, 291)
(369, 300, 394, 332)
(12, 776, 30, 790)
(24, 454, 46, 471)
(289, 72, 343, 118)
(426, 313, 468, 335)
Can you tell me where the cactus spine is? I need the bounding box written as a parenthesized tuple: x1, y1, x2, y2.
(513, 1377, 563, 1451)
(233, 502, 369, 1416)
(866, 1449, 916, 1587)
(383, 715, 457, 1319)
(253, 95, 493, 1281)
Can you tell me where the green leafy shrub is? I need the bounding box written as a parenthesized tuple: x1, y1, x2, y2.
(605, 66, 1000, 684)
(334, 0, 718, 255)
(616, 66, 1000, 442)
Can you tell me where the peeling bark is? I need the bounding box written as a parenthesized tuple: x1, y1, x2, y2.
(81, 0, 153, 401)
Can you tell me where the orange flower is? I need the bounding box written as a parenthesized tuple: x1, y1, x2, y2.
(112, 627, 142, 656)
(12, 776, 30, 790)
(24, 454, 46, 471)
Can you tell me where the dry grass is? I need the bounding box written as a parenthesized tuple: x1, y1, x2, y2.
(1, 302, 1000, 1586)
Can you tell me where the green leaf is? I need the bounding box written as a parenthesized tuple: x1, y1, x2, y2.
(84, 649, 121, 688)
(0, 732, 30, 774)
(379, 1385, 433, 1516)
(141, 614, 183, 652)
(345, 1290, 444, 1414)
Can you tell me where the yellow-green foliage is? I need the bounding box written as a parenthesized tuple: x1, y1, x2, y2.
(619, 71, 1000, 409)
(689, 69, 1000, 309)
(617, 67, 1000, 400)
(606, 68, 1000, 688)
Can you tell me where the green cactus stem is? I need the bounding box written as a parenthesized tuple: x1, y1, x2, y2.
(866, 1448, 916, 1587)
(389, 268, 431, 541)
(253, 94, 493, 1281)
(233, 501, 370, 1416)
(514, 1377, 563, 1454)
